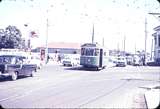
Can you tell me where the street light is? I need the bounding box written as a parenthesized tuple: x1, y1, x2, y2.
(24, 24, 31, 50)
(45, 5, 54, 64)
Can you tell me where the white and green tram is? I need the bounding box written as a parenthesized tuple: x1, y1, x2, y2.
(80, 43, 109, 69)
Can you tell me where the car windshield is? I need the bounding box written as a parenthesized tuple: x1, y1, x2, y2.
(0, 56, 15, 64)
(63, 55, 71, 59)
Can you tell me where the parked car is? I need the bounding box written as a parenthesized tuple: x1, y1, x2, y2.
(30, 55, 43, 69)
(126, 56, 134, 65)
(0, 55, 37, 81)
(133, 55, 143, 66)
(62, 54, 80, 66)
(107, 56, 116, 67)
(115, 56, 127, 67)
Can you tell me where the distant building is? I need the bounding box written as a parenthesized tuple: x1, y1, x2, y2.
(152, 26, 160, 62)
(31, 42, 81, 60)
(109, 49, 127, 56)
(32, 42, 81, 54)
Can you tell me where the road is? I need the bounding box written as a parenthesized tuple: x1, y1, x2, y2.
(0, 64, 159, 108)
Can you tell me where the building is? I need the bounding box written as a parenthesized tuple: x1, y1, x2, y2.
(31, 42, 81, 60)
(152, 26, 160, 63)
(32, 42, 81, 54)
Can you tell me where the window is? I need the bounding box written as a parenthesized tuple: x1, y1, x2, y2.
(155, 36, 157, 45)
(81, 48, 95, 56)
(86, 48, 94, 56)
(0, 57, 3, 63)
(11, 57, 16, 64)
(81, 48, 85, 55)
(95, 48, 100, 56)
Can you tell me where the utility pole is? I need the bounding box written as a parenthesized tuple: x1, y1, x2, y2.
(102, 37, 104, 46)
(117, 42, 120, 55)
(135, 43, 137, 54)
(144, 0, 148, 65)
(123, 36, 126, 56)
(92, 24, 94, 44)
(144, 16, 147, 65)
(151, 38, 154, 61)
(45, 10, 49, 64)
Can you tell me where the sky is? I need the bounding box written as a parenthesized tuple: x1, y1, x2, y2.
(0, 0, 160, 53)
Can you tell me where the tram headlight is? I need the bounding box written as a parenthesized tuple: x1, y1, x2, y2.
(88, 59, 91, 62)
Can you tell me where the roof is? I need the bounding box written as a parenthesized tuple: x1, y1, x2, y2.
(81, 43, 101, 48)
(41, 42, 81, 49)
(152, 32, 157, 37)
(154, 25, 160, 31)
(0, 55, 26, 58)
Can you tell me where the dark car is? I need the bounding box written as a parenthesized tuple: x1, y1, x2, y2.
(0, 55, 37, 81)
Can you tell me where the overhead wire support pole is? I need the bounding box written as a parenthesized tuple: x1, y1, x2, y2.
(123, 36, 126, 56)
(92, 24, 94, 44)
(144, 0, 148, 65)
(45, 10, 49, 64)
(102, 37, 104, 47)
(144, 16, 147, 65)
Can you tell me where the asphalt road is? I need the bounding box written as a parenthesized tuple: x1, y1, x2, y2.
(0, 64, 159, 108)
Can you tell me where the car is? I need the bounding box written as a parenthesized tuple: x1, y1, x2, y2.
(133, 55, 143, 66)
(0, 55, 37, 81)
(107, 56, 117, 67)
(62, 54, 80, 66)
(115, 56, 127, 67)
(30, 55, 43, 69)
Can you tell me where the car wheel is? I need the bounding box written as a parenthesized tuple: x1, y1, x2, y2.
(11, 71, 18, 81)
(34, 67, 37, 72)
(30, 70, 35, 77)
(96, 67, 99, 71)
(38, 66, 40, 69)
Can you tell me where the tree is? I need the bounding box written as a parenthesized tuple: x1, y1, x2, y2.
(0, 25, 24, 49)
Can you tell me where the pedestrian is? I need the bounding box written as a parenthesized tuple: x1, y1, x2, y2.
(46, 55, 50, 64)
(58, 54, 61, 63)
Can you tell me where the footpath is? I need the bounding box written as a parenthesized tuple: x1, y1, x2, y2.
(143, 85, 160, 109)
(126, 84, 160, 108)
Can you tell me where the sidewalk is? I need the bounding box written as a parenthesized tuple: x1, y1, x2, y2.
(137, 84, 160, 108)
(113, 86, 160, 108)
(144, 86, 160, 108)
(114, 90, 147, 108)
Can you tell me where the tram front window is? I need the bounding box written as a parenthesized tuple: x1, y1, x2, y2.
(95, 48, 100, 56)
(86, 48, 94, 56)
(81, 48, 99, 56)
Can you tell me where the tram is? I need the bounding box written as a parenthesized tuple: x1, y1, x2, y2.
(80, 43, 109, 70)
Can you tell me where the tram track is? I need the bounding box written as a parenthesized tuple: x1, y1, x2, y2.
(0, 71, 90, 103)
(0, 65, 159, 108)
(0, 74, 124, 108)
(78, 80, 128, 108)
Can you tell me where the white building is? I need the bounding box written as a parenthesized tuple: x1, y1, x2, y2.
(153, 26, 160, 62)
